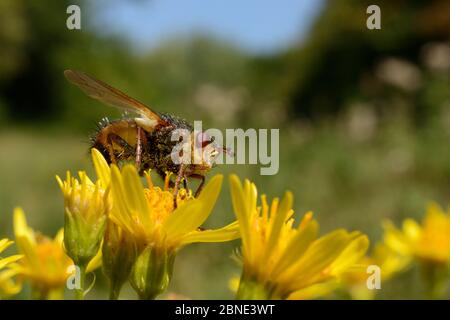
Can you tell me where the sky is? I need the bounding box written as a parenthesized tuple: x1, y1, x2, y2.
(93, 0, 324, 54)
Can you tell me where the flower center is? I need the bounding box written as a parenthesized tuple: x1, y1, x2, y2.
(143, 171, 194, 226)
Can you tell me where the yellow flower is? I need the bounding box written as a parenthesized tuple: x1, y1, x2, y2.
(229, 174, 369, 300)
(102, 219, 137, 300)
(336, 243, 410, 300)
(56, 170, 110, 266)
(109, 166, 239, 250)
(0, 238, 22, 298)
(91, 149, 138, 299)
(10, 208, 101, 299)
(383, 203, 450, 298)
(57, 152, 112, 299)
(384, 203, 450, 266)
(91, 148, 240, 299)
(371, 243, 411, 281)
(11, 207, 73, 299)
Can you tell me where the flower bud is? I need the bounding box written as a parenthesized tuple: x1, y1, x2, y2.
(236, 275, 279, 300)
(130, 246, 176, 300)
(102, 220, 137, 299)
(57, 171, 110, 266)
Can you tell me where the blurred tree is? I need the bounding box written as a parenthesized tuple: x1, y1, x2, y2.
(0, 1, 28, 83)
(0, 0, 79, 121)
(138, 35, 249, 124)
(1, 0, 448, 130)
(0, 0, 146, 129)
(277, 0, 450, 123)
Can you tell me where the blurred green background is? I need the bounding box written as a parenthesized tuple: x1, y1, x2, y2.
(0, 0, 449, 299)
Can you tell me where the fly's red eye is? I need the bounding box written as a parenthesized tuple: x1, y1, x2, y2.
(196, 132, 214, 148)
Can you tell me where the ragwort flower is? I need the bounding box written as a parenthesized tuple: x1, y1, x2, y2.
(11, 208, 73, 299)
(383, 202, 450, 298)
(91, 148, 240, 299)
(229, 174, 369, 300)
(56, 171, 110, 267)
(0, 238, 22, 298)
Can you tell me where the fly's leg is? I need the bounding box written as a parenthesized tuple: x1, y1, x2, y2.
(189, 174, 206, 197)
(173, 164, 186, 208)
(106, 133, 135, 164)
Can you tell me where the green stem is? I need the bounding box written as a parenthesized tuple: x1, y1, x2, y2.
(235, 274, 281, 300)
(139, 293, 157, 300)
(75, 264, 87, 300)
(130, 246, 175, 300)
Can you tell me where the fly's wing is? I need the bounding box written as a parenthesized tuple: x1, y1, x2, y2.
(64, 69, 168, 129)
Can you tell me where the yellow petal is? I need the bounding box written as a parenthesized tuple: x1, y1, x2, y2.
(0, 255, 23, 270)
(0, 239, 13, 253)
(121, 165, 152, 229)
(328, 234, 369, 276)
(13, 208, 33, 243)
(229, 175, 251, 254)
(382, 220, 412, 256)
(281, 230, 351, 288)
(264, 191, 294, 262)
(163, 200, 203, 238)
(372, 243, 411, 280)
(402, 219, 421, 241)
(55, 229, 65, 246)
(91, 148, 111, 186)
(245, 180, 258, 214)
(164, 175, 223, 236)
(179, 221, 240, 245)
(78, 170, 94, 186)
(0, 269, 22, 297)
(86, 249, 102, 273)
(271, 219, 318, 275)
(55, 175, 64, 191)
(288, 279, 339, 300)
(110, 165, 137, 234)
(13, 208, 38, 266)
(194, 175, 223, 225)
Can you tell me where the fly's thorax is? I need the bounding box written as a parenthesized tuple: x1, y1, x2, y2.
(143, 124, 189, 175)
